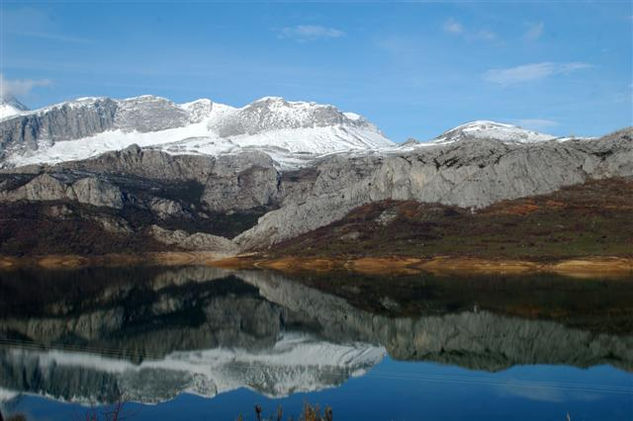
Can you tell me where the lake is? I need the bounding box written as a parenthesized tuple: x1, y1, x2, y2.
(0, 266, 631, 420)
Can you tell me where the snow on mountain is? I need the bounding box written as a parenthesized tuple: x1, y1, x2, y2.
(0, 95, 28, 120)
(433, 120, 558, 144)
(1, 93, 593, 170)
(2, 95, 393, 169)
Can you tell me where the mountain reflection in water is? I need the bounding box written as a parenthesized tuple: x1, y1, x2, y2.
(0, 266, 631, 418)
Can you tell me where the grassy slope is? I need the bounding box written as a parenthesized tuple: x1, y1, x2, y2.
(271, 178, 633, 260)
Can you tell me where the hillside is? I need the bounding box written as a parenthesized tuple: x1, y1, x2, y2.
(269, 177, 633, 260)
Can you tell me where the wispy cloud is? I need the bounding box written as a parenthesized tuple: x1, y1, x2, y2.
(278, 25, 345, 41)
(443, 18, 464, 35)
(524, 22, 544, 41)
(484, 62, 591, 85)
(0, 73, 52, 99)
(443, 18, 497, 43)
(514, 118, 559, 131)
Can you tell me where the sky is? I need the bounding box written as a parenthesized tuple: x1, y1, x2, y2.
(0, 0, 631, 142)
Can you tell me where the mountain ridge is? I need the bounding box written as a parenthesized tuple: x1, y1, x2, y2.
(0, 94, 392, 169)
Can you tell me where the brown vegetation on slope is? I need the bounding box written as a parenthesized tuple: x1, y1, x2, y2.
(269, 177, 633, 261)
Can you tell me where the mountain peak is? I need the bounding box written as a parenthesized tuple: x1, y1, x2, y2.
(121, 94, 172, 103)
(0, 95, 29, 119)
(434, 120, 556, 144)
(253, 96, 286, 103)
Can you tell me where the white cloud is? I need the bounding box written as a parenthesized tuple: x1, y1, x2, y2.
(443, 18, 464, 35)
(484, 62, 591, 85)
(514, 118, 559, 131)
(0, 73, 52, 99)
(278, 25, 345, 41)
(524, 22, 544, 41)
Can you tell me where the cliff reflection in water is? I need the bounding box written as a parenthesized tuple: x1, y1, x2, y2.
(0, 266, 631, 405)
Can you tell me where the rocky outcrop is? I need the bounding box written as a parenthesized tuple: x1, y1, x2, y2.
(0, 96, 191, 158)
(0, 98, 118, 155)
(199, 152, 279, 212)
(58, 146, 279, 213)
(0, 174, 123, 209)
(210, 96, 376, 137)
(148, 225, 237, 253)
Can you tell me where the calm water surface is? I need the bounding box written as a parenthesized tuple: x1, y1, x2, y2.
(0, 266, 631, 420)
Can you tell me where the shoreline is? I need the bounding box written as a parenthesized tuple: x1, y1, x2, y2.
(0, 253, 632, 279)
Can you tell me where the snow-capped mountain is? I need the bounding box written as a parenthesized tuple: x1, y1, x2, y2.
(0, 95, 28, 120)
(433, 120, 558, 144)
(0, 95, 393, 169)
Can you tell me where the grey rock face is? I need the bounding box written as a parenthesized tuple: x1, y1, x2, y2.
(236, 130, 633, 248)
(113, 96, 189, 132)
(0, 146, 279, 213)
(61, 144, 216, 181)
(201, 152, 279, 212)
(71, 177, 124, 209)
(0, 174, 123, 209)
(210, 96, 372, 138)
(0, 98, 118, 154)
(0, 96, 189, 159)
(148, 198, 185, 219)
(58, 146, 279, 212)
(148, 225, 237, 253)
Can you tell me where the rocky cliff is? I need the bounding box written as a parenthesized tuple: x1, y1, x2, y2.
(235, 131, 632, 248)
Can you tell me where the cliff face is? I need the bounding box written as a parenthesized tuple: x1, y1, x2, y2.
(0, 98, 119, 154)
(0, 96, 193, 159)
(235, 130, 632, 248)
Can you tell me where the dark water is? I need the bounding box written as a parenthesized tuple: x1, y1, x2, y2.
(0, 266, 631, 420)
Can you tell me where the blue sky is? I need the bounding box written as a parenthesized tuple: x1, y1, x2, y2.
(1, 1, 631, 141)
